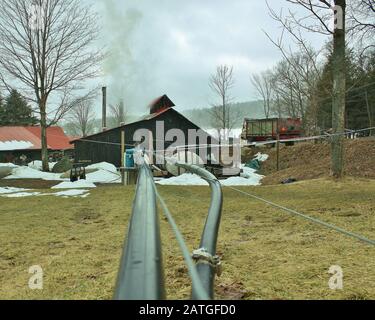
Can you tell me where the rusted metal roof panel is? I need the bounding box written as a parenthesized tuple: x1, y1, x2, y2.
(0, 126, 73, 151)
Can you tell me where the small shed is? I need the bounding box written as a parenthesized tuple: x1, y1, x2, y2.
(72, 95, 214, 167)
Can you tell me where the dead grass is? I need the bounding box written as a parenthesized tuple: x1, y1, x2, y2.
(242, 138, 375, 185)
(0, 177, 374, 300)
(0, 179, 59, 189)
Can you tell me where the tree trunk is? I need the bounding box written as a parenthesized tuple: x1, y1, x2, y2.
(331, 0, 346, 178)
(365, 90, 373, 136)
(40, 100, 49, 172)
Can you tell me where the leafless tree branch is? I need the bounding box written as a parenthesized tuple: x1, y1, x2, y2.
(208, 65, 240, 140)
(0, 0, 104, 171)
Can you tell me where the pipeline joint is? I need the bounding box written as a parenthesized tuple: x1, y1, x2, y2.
(192, 248, 222, 277)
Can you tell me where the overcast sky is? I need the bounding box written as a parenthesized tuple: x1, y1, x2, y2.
(88, 0, 327, 114)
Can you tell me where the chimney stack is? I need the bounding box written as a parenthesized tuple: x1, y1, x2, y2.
(102, 87, 107, 131)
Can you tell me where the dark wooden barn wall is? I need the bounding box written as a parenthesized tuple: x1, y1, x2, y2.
(74, 109, 212, 167)
(0, 150, 41, 163)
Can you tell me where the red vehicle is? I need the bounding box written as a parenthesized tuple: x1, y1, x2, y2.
(241, 118, 302, 143)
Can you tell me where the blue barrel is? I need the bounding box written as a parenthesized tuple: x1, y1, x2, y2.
(125, 149, 135, 168)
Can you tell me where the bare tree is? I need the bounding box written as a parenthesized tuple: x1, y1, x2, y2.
(68, 100, 95, 137)
(0, 0, 103, 171)
(209, 65, 240, 140)
(347, 0, 375, 55)
(270, 49, 323, 134)
(110, 100, 127, 127)
(266, 0, 347, 178)
(251, 70, 274, 119)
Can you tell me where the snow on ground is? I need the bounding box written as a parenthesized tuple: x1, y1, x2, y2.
(0, 187, 30, 194)
(0, 140, 34, 151)
(0, 161, 123, 197)
(28, 161, 57, 171)
(86, 170, 121, 184)
(52, 189, 90, 198)
(1, 161, 121, 192)
(156, 171, 264, 187)
(52, 180, 96, 189)
(4, 161, 120, 183)
(254, 152, 269, 162)
(86, 162, 117, 173)
(2, 192, 42, 198)
(0, 163, 18, 168)
(156, 166, 265, 186)
(156, 173, 209, 186)
(220, 175, 262, 187)
(3, 166, 66, 181)
(85, 162, 121, 184)
(156, 153, 268, 186)
(0, 186, 91, 198)
(1, 155, 269, 188)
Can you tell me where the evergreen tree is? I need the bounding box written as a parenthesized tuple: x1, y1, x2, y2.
(0, 91, 5, 124)
(2, 90, 38, 126)
(316, 48, 375, 131)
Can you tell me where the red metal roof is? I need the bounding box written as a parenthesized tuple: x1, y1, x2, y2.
(0, 126, 73, 151)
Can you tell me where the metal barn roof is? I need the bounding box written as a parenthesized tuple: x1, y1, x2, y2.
(0, 126, 73, 151)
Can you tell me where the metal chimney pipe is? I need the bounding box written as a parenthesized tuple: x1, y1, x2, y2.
(102, 86, 107, 131)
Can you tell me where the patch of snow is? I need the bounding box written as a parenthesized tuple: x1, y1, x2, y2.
(156, 171, 264, 186)
(156, 173, 209, 186)
(0, 163, 18, 168)
(220, 176, 263, 186)
(241, 166, 258, 177)
(4, 166, 65, 181)
(86, 162, 117, 173)
(86, 170, 121, 184)
(0, 140, 34, 151)
(4, 161, 122, 184)
(80, 193, 90, 198)
(0, 187, 30, 194)
(156, 163, 265, 186)
(28, 161, 56, 171)
(2, 192, 41, 198)
(53, 189, 90, 197)
(85, 162, 121, 183)
(254, 153, 269, 162)
(0, 186, 91, 198)
(52, 180, 96, 189)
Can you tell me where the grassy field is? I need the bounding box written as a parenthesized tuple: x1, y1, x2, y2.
(0, 177, 374, 300)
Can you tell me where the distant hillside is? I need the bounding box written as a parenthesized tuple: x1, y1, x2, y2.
(181, 100, 267, 129)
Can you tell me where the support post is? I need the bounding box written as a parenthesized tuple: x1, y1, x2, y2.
(276, 133, 280, 172)
(121, 130, 125, 185)
(102, 87, 107, 131)
(121, 130, 125, 167)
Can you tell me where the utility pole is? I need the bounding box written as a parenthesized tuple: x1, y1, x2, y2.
(331, 0, 346, 178)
